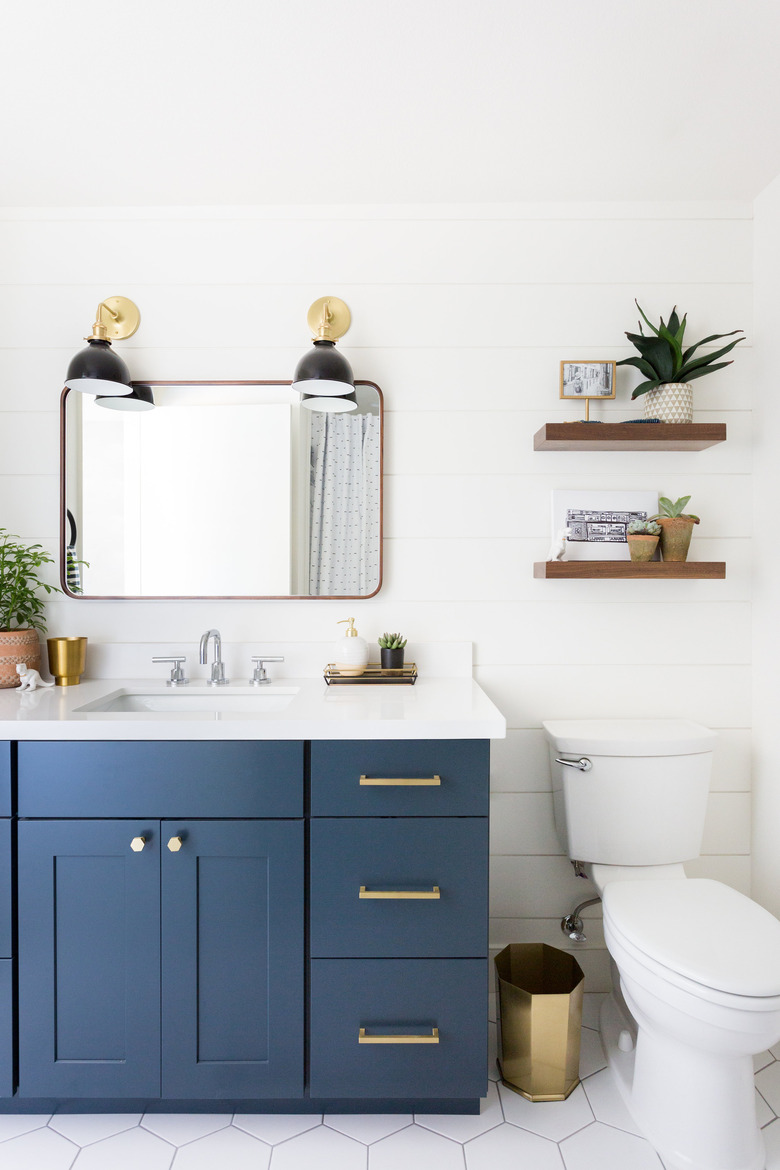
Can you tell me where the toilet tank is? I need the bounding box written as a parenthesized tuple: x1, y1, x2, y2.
(542, 719, 716, 866)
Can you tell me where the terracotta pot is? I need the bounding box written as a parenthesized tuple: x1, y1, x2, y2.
(657, 517, 697, 562)
(643, 382, 693, 423)
(0, 628, 42, 689)
(627, 534, 659, 563)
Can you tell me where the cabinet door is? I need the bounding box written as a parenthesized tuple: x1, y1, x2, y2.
(17, 820, 161, 1098)
(161, 819, 304, 1098)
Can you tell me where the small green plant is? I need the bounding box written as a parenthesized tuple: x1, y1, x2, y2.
(0, 529, 59, 633)
(652, 496, 700, 523)
(627, 519, 661, 536)
(617, 301, 744, 400)
(378, 632, 407, 650)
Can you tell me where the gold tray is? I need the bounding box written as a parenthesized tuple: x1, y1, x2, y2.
(324, 663, 418, 685)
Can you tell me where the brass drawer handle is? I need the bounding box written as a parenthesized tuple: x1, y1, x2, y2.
(359, 886, 440, 899)
(130, 836, 146, 852)
(359, 1027, 439, 1044)
(360, 775, 441, 786)
(167, 836, 183, 852)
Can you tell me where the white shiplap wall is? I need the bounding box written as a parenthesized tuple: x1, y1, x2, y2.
(0, 202, 753, 990)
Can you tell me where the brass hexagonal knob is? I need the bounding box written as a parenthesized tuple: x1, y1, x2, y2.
(167, 836, 183, 853)
(130, 836, 146, 853)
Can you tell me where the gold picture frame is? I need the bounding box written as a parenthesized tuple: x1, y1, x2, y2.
(560, 361, 616, 421)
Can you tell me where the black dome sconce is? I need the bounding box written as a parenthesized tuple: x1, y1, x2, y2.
(292, 296, 357, 412)
(64, 296, 141, 397)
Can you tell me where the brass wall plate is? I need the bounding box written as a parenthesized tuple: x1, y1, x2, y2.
(307, 296, 351, 341)
(99, 296, 141, 340)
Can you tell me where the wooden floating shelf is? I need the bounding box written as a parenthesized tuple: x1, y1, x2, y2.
(534, 561, 726, 580)
(533, 423, 727, 451)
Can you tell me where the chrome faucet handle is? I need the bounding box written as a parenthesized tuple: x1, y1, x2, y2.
(151, 656, 189, 686)
(250, 655, 284, 685)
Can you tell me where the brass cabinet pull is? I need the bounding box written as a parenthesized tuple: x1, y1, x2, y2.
(167, 836, 183, 852)
(359, 1027, 439, 1044)
(130, 836, 146, 852)
(360, 775, 441, 786)
(359, 886, 440, 899)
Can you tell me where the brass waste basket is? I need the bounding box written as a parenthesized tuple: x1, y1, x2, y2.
(495, 943, 584, 1102)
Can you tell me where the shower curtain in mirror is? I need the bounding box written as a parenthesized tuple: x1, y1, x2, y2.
(309, 412, 380, 595)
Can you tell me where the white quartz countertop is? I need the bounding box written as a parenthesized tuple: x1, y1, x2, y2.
(0, 677, 506, 741)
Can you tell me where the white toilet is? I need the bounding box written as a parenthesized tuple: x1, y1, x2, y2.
(543, 718, 780, 1170)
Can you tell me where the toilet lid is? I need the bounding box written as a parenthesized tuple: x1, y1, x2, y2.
(603, 879, 780, 997)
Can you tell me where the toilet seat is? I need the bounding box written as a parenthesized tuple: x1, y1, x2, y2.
(603, 879, 780, 999)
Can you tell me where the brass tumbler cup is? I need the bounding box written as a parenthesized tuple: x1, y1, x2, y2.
(47, 637, 88, 686)
(495, 943, 584, 1102)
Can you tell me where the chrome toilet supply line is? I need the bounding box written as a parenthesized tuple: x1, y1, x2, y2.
(561, 896, 602, 942)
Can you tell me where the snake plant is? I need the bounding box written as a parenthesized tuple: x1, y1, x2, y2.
(617, 302, 744, 400)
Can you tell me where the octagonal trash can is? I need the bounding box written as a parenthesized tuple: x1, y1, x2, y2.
(494, 942, 584, 1102)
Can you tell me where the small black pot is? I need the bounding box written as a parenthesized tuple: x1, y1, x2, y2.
(380, 647, 405, 672)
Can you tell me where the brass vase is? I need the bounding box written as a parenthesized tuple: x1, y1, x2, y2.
(47, 637, 88, 686)
(0, 629, 42, 689)
(658, 517, 696, 562)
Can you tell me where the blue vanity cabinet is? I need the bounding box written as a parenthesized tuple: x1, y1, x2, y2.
(16, 741, 305, 1101)
(0, 744, 12, 1097)
(309, 739, 490, 1103)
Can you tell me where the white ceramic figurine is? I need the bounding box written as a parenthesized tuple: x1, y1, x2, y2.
(15, 663, 54, 691)
(546, 528, 569, 561)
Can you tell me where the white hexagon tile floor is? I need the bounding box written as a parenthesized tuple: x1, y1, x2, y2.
(0, 995, 777, 1170)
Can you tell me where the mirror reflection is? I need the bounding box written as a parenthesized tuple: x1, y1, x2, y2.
(62, 381, 382, 598)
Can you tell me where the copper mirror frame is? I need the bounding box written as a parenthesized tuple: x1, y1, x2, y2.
(60, 379, 384, 601)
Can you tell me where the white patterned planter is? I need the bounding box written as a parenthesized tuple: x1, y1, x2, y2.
(643, 382, 693, 423)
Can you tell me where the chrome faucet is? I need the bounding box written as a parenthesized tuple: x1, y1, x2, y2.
(199, 629, 229, 686)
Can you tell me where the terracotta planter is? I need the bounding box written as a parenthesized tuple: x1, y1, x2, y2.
(643, 382, 693, 423)
(0, 628, 42, 689)
(627, 534, 659, 563)
(657, 517, 697, 562)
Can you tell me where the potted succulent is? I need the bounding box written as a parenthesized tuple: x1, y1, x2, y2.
(378, 632, 407, 673)
(651, 497, 700, 562)
(0, 529, 58, 688)
(626, 519, 661, 563)
(617, 301, 744, 423)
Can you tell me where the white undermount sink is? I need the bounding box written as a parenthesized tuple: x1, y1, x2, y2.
(75, 686, 300, 715)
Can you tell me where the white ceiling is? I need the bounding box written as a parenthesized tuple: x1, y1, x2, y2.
(2, 0, 778, 206)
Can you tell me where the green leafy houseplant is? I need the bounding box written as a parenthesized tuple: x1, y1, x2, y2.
(0, 529, 59, 689)
(650, 497, 700, 563)
(0, 529, 58, 633)
(617, 302, 744, 401)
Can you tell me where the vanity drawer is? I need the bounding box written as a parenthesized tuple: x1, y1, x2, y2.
(18, 741, 303, 818)
(0, 743, 9, 817)
(310, 818, 488, 958)
(310, 958, 486, 1099)
(310, 740, 489, 817)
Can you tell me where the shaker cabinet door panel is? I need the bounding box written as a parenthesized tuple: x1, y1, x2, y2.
(161, 819, 304, 1099)
(0, 743, 9, 816)
(17, 820, 161, 1098)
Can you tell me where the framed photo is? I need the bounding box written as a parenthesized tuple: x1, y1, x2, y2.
(560, 361, 616, 401)
(552, 490, 659, 561)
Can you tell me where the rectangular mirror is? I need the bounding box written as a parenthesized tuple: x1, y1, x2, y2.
(61, 381, 382, 599)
